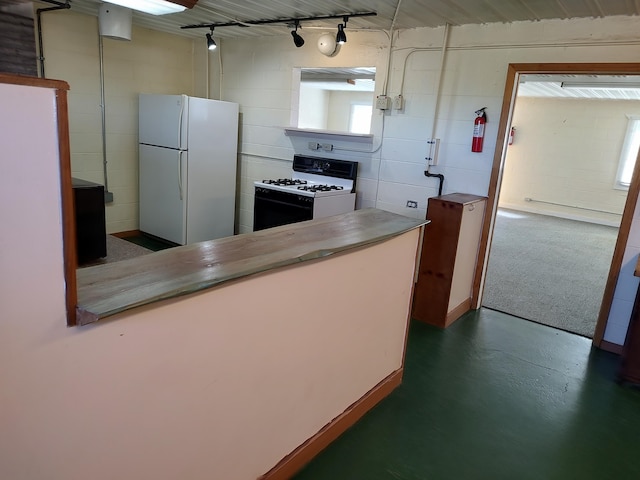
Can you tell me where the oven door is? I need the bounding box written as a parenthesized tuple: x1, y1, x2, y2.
(253, 187, 314, 231)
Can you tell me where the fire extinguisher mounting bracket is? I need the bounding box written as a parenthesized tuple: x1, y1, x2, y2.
(475, 107, 487, 118)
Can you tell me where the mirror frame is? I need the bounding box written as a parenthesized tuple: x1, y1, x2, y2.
(289, 66, 377, 140)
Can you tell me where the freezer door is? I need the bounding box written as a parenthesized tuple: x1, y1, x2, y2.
(139, 94, 188, 150)
(139, 144, 187, 245)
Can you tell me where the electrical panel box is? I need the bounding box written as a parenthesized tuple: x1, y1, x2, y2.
(393, 95, 404, 110)
(376, 95, 390, 110)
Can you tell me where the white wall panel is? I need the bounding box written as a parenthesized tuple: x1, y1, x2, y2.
(499, 97, 636, 224)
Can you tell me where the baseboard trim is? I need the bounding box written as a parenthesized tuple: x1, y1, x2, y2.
(258, 368, 403, 480)
(444, 298, 472, 327)
(498, 202, 620, 227)
(599, 340, 623, 355)
(111, 230, 141, 239)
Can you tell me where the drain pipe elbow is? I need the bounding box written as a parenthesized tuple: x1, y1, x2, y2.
(424, 170, 444, 197)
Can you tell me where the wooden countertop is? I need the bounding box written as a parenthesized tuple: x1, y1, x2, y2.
(76, 209, 428, 325)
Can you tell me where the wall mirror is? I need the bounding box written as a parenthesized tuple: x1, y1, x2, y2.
(293, 67, 376, 134)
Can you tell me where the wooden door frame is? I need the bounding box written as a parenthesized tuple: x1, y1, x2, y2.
(471, 63, 640, 350)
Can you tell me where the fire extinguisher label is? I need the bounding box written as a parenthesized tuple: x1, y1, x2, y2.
(473, 123, 484, 137)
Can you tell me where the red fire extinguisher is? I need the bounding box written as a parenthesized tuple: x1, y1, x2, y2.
(472, 107, 487, 153)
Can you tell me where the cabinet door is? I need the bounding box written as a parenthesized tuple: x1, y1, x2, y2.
(412, 199, 463, 326)
(449, 200, 486, 312)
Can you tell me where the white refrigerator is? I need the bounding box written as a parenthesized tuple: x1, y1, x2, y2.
(138, 94, 239, 245)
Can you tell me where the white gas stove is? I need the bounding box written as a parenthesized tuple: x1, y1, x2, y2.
(253, 155, 358, 231)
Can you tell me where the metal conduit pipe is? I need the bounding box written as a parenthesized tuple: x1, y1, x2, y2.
(98, 34, 113, 203)
(424, 23, 449, 197)
(36, 0, 70, 78)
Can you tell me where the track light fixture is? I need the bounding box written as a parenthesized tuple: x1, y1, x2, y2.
(291, 20, 304, 47)
(181, 12, 376, 51)
(336, 16, 348, 44)
(206, 26, 216, 50)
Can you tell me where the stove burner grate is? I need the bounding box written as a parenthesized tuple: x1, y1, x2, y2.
(297, 184, 344, 193)
(262, 179, 308, 186)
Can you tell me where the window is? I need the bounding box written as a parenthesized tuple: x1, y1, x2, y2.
(615, 115, 640, 189)
(349, 104, 372, 134)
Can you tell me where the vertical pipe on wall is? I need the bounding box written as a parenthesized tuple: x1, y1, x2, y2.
(98, 34, 112, 202)
(381, 0, 403, 96)
(424, 24, 450, 191)
(429, 23, 450, 142)
(35, 1, 70, 78)
(205, 40, 210, 99)
(97, 5, 131, 203)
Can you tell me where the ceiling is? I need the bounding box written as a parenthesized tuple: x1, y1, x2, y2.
(302, 67, 376, 92)
(519, 74, 640, 100)
(31, 0, 640, 39)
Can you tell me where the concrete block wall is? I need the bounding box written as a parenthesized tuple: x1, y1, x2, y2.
(221, 15, 640, 345)
(41, 9, 197, 233)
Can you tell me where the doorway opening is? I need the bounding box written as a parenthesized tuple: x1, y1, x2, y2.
(481, 74, 639, 338)
(474, 63, 640, 349)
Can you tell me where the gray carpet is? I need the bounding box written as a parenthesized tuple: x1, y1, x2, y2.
(79, 235, 152, 267)
(482, 209, 618, 338)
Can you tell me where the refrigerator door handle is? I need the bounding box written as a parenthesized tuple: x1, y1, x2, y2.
(178, 151, 184, 200)
(178, 94, 186, 149)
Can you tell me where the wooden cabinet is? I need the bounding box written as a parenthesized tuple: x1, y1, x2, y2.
(412, 193, 487, 328)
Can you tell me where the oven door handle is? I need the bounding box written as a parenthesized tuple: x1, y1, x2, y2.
(255, 197, 312, 209)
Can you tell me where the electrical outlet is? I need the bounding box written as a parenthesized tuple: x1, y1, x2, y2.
(393, 95, 404, 110)
(308, 142, 320, 150)
(406, 200, 418, 208)
(322, 143, 333, 151)
(376, 95, 390, 110)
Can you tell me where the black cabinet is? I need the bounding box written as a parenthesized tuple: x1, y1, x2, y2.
(72, 178, 106, 264)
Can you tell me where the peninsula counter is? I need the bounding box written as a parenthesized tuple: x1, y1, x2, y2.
(79, 209, 426, 479)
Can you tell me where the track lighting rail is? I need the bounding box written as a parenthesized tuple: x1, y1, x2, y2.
(180, 11, 376, 30)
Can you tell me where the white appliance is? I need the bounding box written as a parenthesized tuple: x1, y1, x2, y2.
(138, 94, 239, 245)
(253, 155, 358, 231)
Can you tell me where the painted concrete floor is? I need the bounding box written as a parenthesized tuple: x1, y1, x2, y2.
(294, 309, 640, 479)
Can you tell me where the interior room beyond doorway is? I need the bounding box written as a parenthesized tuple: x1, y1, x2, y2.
(482, 72, 640, 338)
